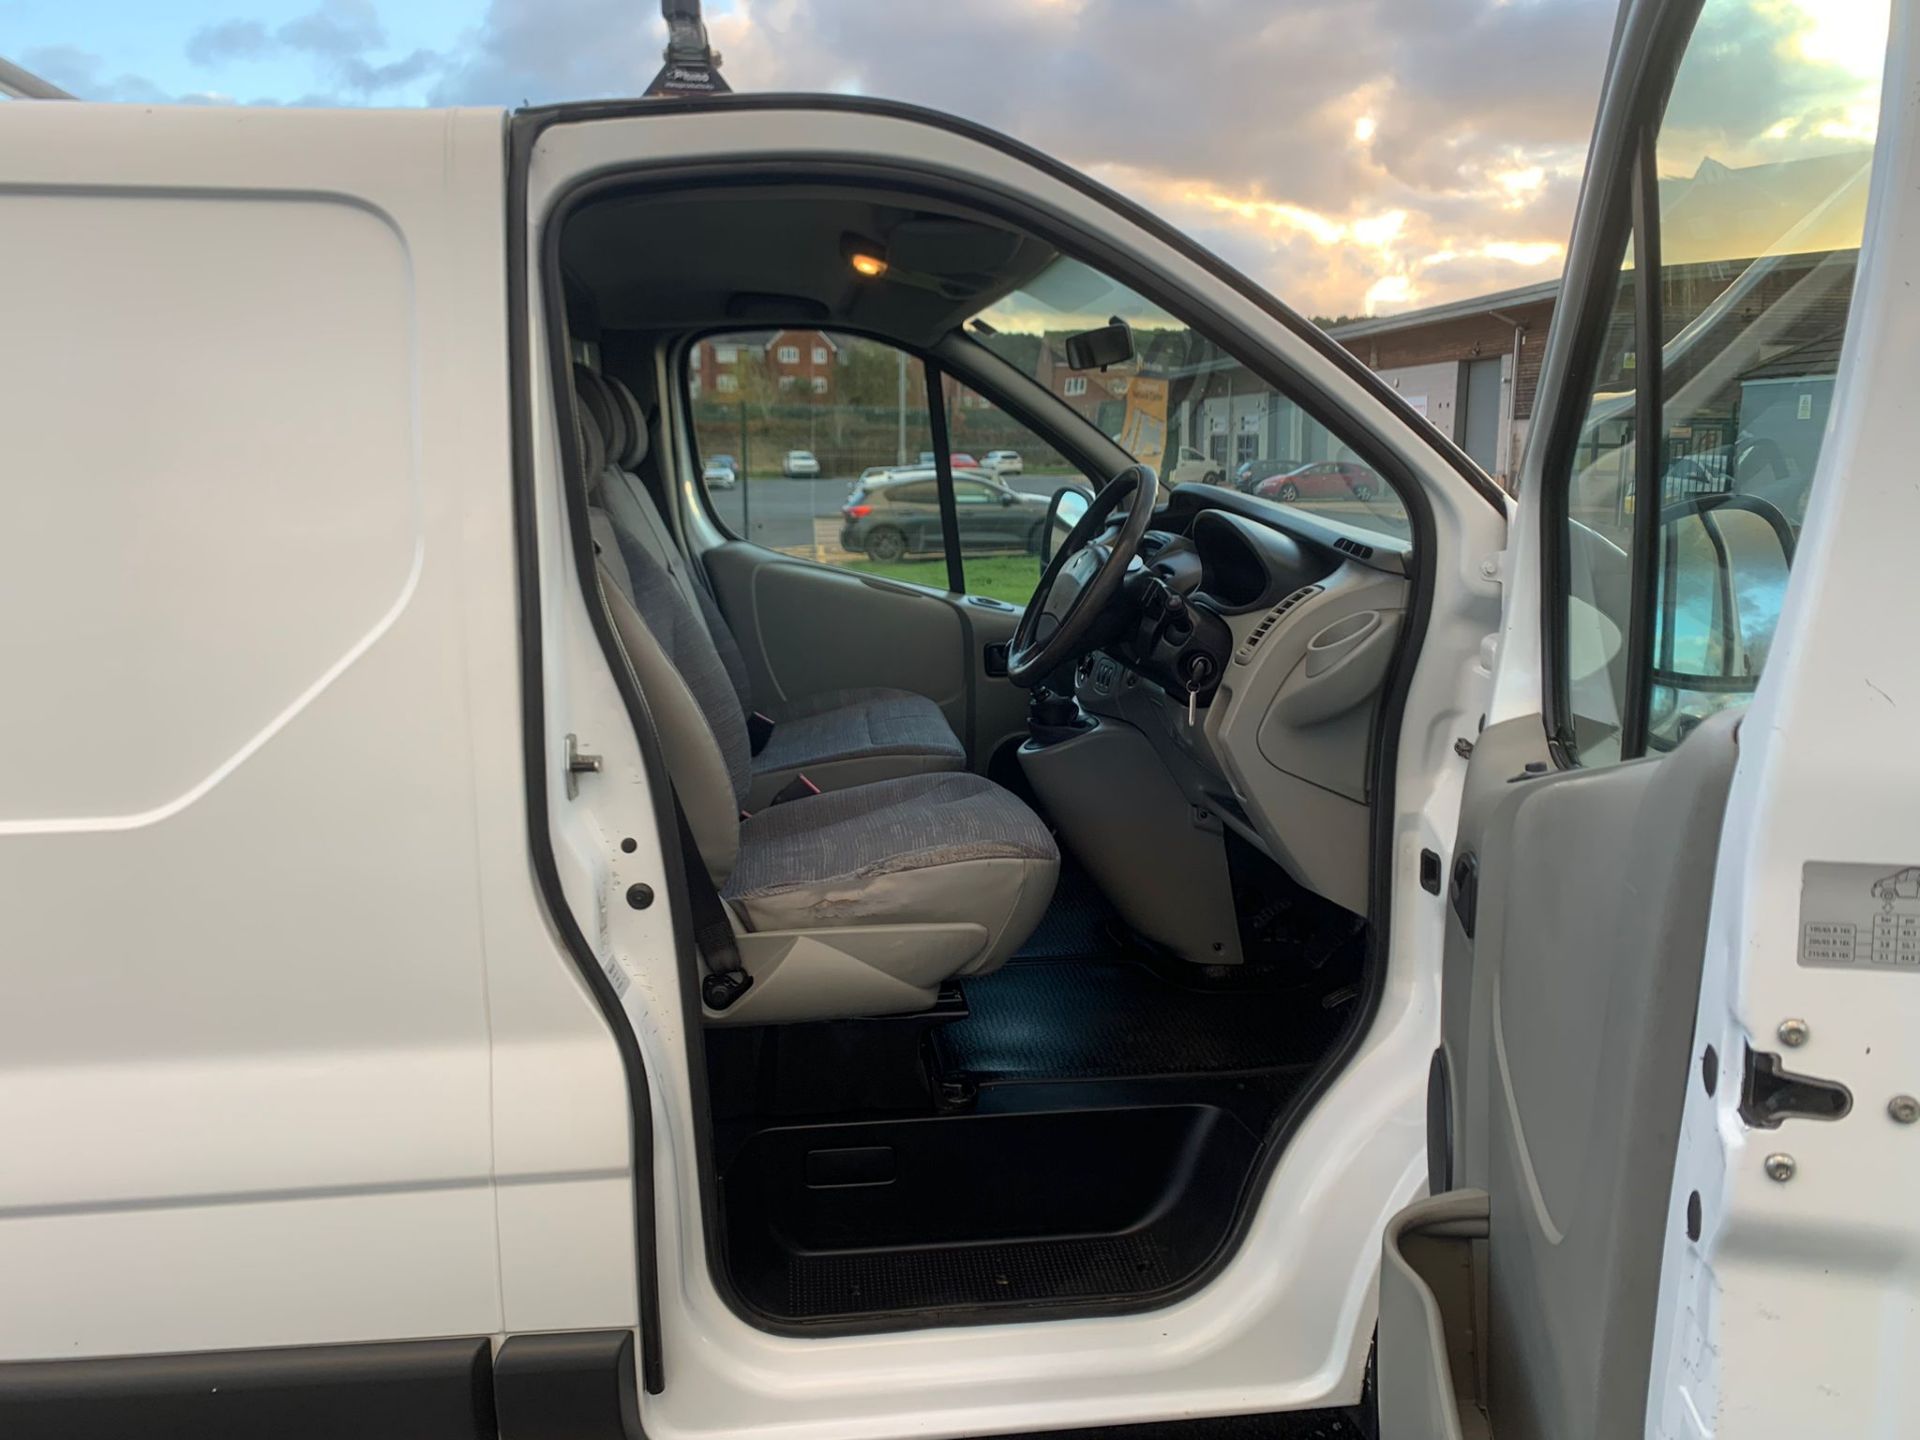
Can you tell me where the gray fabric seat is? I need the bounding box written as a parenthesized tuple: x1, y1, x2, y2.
(755, 687, 964, 775)
(575, 370, 1058, 1022)
(726, 771, 1057, 965)
(575, 365, 965, 807)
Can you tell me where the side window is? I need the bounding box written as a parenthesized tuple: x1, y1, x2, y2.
(935, 375, 1098, 604)
(688, 330, 954, 592)
(686, 332, 1077, 607)
(1555, 0, 1885, 764)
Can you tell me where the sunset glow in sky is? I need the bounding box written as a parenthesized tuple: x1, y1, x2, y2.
(7, 0, 1890, 317)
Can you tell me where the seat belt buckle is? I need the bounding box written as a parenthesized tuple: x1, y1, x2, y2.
(770, 774, 821, 805)
(748, 711, 776, 755)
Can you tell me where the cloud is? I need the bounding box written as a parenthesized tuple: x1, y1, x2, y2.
(22, 44, 223, 105)
(186, 20, 273, 67)
(36, 0, 1882, 316)
(429, 0, 666, 108)
(425, 0, 1614, 314)
(185, 0, 446, 98)
(278, 0, 385, 60)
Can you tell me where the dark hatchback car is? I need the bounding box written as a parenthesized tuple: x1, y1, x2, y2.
(841, 471, 1051, 561)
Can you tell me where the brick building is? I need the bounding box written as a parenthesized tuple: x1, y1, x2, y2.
(1033, 335, 1139, 428)
(687, 329, 839, 400)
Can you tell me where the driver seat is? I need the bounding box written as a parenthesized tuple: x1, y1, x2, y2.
(577, 398, 1059, 1024)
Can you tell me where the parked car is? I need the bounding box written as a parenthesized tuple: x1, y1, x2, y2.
(1251, 459, 1380, 502)
(841, 471, 1050, 561)
(782, 449, 821, 478)
(702, 454, 738, 489)
(1163, 445, 1226, 487)
(914, 450, 981, 469)
(981, 449, 1024, 476)
(1232, 456, 1301, 492)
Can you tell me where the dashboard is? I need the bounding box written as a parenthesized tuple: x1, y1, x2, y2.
(1070, 486, 1411, 917)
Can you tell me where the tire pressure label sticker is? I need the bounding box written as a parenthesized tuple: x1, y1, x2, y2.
(1799, 862, 1920, 970)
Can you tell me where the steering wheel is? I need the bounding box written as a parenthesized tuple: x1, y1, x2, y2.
(1007, 464, 1158, 686)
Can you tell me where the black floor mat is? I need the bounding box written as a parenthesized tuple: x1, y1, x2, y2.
(937, 954, 1353, 1084)
(1012, 849, 1121, 959)
(717, 848, 1370, 1331)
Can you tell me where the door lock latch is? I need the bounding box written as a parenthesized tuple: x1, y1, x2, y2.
(564, 733, 602, 799)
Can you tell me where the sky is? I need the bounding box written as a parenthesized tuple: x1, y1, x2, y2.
(1, 0, 1884, 317)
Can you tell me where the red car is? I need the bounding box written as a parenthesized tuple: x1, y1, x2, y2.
(1253, 460, 1380, 502)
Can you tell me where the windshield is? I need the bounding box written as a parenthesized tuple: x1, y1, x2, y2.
(972, 259, 1412, 542)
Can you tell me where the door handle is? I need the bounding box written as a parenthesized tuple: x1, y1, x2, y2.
(1449, 853, 1479, 938)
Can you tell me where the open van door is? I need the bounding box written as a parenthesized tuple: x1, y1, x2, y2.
(1376, 0, 1909, 1434)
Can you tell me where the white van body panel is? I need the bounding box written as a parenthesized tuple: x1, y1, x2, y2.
(1647, 10, 1920, 1433)
(526, 106, 1505, 1440)
(0, 103, 636, 1358)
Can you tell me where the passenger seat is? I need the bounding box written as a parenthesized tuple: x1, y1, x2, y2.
(576, 365, 968, 808)
(571, 386, 1057, 1023)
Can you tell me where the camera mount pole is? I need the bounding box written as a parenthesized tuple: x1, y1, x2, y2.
(645, 0, 731, 96)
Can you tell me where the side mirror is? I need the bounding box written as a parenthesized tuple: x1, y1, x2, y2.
(1064, 318, 1134, 372)
(1648, 493, 1795, 747)
(1041, 485, 1094, 565)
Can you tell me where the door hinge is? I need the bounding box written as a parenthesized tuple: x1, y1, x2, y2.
(564, 733, 602, 799)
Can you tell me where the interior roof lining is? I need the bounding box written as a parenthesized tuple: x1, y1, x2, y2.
(560, 181, 1060, 351)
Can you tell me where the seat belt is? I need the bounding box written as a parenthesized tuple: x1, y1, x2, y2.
(592, 530, 752, 1012)
(670, 792, 753, 1011)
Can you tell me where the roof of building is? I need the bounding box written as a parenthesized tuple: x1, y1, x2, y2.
(1327, 277, 1562, 342)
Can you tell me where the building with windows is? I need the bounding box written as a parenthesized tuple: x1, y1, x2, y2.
(687, 329, 839, 399)
(1327, 281, 1557, 491)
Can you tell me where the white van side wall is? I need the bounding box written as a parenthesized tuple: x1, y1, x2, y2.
(0, 104, 635, 1360)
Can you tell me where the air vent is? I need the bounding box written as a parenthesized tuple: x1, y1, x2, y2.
(1333, 536, 1376, 561)
(1232, 585, 1321, 665)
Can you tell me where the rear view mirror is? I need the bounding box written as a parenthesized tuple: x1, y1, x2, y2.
(1648, 493, 1795, 748)
(1064, 318, 1134, 372)
(1042, 485, 1093, 565)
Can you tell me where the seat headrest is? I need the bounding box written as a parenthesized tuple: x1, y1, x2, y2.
(605, 374, 650, 469)
(572, 364, 628, 471)
(576, 406, 606, 483)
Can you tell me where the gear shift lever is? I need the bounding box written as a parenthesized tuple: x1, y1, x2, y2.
(1028, 683, 1086, 743)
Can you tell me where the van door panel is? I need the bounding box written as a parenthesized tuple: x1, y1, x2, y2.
(1385, 711, 1739, 1438)
(0, 102, 631, 1366)
(704, 542, 970, 737)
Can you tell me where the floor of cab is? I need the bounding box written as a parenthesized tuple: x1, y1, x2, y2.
(707, 849, 1366, 1328)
